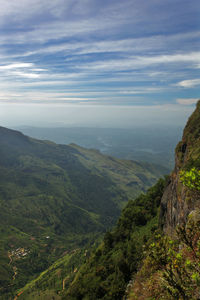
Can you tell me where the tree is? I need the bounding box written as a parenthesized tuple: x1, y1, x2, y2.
(180, 167, 200, 191)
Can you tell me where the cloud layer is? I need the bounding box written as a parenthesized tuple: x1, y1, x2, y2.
(0, 0, 199, 108)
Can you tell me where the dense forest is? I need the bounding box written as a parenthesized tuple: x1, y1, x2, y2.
(64, 178, 167, 300)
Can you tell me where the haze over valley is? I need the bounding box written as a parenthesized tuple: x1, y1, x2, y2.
(16, 125, 182, 170)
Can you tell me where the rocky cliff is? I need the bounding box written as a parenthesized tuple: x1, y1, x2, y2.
(128, 101, 200, 300)
(160, 100, 200, 234)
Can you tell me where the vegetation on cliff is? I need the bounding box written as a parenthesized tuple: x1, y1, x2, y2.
(64, 178, 167, 300)
(129, 100, 200, 299)
(129, 180, 200, 300)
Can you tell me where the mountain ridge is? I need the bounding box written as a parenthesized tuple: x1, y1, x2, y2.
(0, 125, 168, 298)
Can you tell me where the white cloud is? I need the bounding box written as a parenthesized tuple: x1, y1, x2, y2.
(13, 71, 41, 79)
(0, 90, 91, 103)
(134, 52, 200, 66)
(76, 51, 200, 72)
(118, 87, 166, 94)
(0, 63, 34, 70)
(177, 78, 200, 88)
(0, 14, 124, 46)
(0, 86, 167, 103)
(0, 1, 198, 110)
(176, 98, 199, 105)
(0, 62, 47, 79)
(0, 0, 73, 23)
(15, 32, 200, 62)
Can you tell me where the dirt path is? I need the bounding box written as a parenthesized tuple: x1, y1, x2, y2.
(7, 252, 23, 299)
(14, 291, 23, 300)
(8, 252, 13, 265)
(8, 252, 18, 281)
(13, 266, 17, 281)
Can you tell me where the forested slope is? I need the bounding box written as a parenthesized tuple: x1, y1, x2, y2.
(0, 126, 166, 298)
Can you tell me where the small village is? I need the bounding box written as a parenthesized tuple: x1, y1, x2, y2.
(9, 247, 29, 260)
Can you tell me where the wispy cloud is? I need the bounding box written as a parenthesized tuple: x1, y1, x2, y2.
(0, 62, 47, 79)
(0, 63, 34, 70)
(0, 0, 199, 111)
(75, 51, 200, 72)
(0, 85, 168, 103)
(176, 98, 199, 105)
(0, 90, 90, 103)
(8, 30, 199, 63)
(13, 71, 41, 79)
(176, 78, 200, 88)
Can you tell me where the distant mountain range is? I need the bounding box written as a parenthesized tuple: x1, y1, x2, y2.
(15, 125, 183, 169)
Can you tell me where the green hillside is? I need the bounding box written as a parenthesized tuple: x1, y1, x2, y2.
(63, 178, 167, 300)
(0, 126, 167, 298)
(20, 102, 200, 300)
(11, 178, 166, 300)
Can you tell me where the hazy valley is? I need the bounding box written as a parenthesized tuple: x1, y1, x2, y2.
(15, 126, 182, 170)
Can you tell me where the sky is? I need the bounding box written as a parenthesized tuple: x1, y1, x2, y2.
(0, 0, 199, 127)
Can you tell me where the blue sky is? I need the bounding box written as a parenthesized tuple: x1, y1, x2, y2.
(0, 0, 199, 127)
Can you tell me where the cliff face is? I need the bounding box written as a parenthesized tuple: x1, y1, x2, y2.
(128, 101, 200, 300)
(160, 100, 200, 233)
